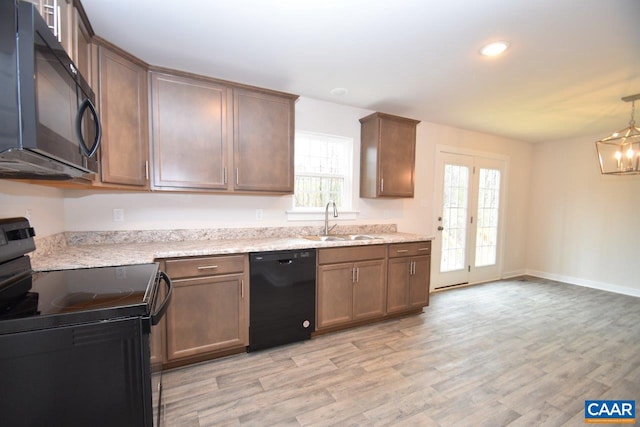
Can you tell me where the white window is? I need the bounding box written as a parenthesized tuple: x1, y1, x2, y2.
(293, 131, 353, 210)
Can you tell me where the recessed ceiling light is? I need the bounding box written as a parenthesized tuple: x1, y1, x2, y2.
(330, 87, 348, 96)
(480, 41, 510, 57)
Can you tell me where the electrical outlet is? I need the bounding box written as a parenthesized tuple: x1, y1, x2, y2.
(112, 208, 124, 222)
(255, 209, 263, 220)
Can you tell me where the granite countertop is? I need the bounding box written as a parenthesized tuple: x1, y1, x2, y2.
(31, 229, 433, 271)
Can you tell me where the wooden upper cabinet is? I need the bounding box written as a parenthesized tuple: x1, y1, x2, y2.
(360, 112, 420, 198)
(148, 69, 297, 194)
(150, 72, 229, 190)
(97, 43, 149, 187)
(233, 89, 295, 193)
(72, 7, 93, 80)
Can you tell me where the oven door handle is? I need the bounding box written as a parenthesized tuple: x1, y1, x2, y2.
(151, 271, 172, 326)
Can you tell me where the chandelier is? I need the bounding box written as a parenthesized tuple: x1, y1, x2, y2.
(596, 94, 640, 175)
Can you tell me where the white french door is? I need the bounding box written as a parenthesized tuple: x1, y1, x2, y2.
(432, 150, 506, 289)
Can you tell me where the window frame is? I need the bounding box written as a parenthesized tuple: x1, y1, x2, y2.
(291, 130, 354, 212)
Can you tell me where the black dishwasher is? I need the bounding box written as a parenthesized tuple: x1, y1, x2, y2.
(248, 249, 316, 351)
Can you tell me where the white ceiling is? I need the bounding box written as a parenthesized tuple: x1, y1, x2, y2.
(81, 0, 640, 143)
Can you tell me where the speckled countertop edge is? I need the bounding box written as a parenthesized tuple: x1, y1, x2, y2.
(31, 232, 434, 272)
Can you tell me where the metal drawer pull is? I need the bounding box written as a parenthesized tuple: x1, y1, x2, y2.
(356, 267, 359, 282)
(418, 248, 430, 251)
(396, 249, 409, 253)
(197, 265, 219, 270)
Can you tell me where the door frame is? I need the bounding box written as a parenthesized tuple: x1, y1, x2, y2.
(431, 144, 510, 290)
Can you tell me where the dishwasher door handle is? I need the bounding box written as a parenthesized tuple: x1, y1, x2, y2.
(279, 259, 293, 265)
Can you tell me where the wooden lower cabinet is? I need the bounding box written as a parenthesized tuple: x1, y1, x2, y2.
(387, 242, 431, 314)
(353, 260, 387, 321)
(161, 255, 248, 365)
(317, 246, 386, 330)
(317, 263, 353, 328)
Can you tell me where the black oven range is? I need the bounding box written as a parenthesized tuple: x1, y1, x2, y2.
(0, 217, 172, 427)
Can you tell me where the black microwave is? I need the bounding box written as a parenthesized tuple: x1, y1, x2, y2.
(0, 0, 101, 180)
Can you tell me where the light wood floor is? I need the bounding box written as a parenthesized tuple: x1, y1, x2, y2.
(161, 277, 640, 426)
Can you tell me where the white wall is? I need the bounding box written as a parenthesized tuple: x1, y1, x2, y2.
(527, 133, 640, 296)
(0, 181, 65, 237)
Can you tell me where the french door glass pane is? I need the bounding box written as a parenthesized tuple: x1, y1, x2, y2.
(475, 168, 500, 267)
(441, 164, 469, 272)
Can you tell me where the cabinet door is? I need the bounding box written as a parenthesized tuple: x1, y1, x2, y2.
(72, 9, 92, 79)
(317, 263, 354, 329)
(233, 89, 294, 193)
(387, 257, 410, 314)
(151, 73, 229, 190)
(378, 117, 416, 197)
(409, 256, 431, 308)
(98, 46, 149, 187)
(353, 260, 386, 321)
(165, 274, 247, 361)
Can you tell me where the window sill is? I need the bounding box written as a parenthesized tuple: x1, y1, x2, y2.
(285, 210, 359, 222)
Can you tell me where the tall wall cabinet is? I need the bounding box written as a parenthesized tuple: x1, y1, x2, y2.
(360, 112, 420, 198)
(96, 40, 149, 188)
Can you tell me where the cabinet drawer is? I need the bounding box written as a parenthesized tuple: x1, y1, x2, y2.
(164, 255, 245, 279)
(318, 245, 386, 265)
(388, 241, 431, 258)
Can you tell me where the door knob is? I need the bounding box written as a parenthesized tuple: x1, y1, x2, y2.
(437, 226, 444, 231)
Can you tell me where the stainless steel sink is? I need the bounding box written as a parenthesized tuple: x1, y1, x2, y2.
(347, 234, 378, 240)
(301, 234, 380, 242)
(301, 235, 346, 241)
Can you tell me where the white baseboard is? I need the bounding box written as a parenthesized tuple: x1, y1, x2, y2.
(525, 269, 640, 298)
(501, 269, 527, 279)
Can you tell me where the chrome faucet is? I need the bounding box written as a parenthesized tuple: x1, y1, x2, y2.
(323, 200, 338, 236)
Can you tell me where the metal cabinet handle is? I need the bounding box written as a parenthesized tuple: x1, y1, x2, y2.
(223, 167, 227, 184)
(197, 265, 219, 270)
(352, 267, 356, 283)
(241, 279, 244, 299)
(56, 3, 62, 41)
(356, 267, 359, 282)
(396, 249, 409, 253)
(236, 168, 239, 186)
(380, 178, 384, 193)
(418, 247, 429, 251)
